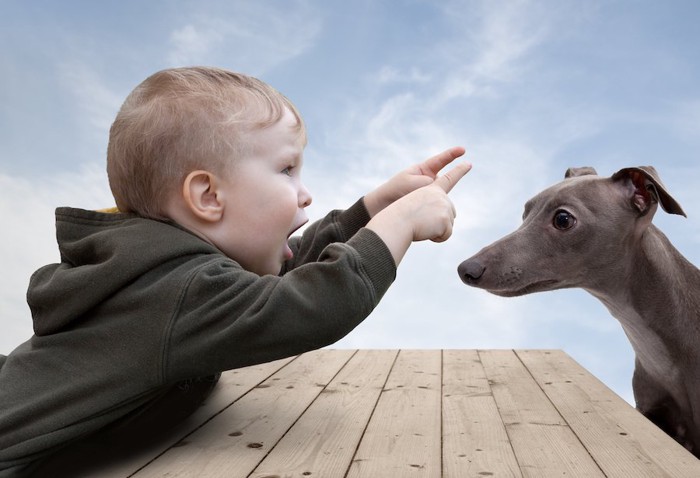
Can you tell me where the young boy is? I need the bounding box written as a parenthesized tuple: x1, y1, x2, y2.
(0, 67, 471, 476)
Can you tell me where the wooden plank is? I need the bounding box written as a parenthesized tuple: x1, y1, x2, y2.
(132, 349, 355, 477)
(249, 349, 398, 478)
(346, 349, 442, 478)
(518, 349, 700, 478)
(479, 349, 604, 477)
(442, 349, 521, 478)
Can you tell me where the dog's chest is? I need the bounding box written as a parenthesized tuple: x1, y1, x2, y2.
(618, 312, 680, 385)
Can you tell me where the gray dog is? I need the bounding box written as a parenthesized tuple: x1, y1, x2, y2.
(458, 166, 700, 457)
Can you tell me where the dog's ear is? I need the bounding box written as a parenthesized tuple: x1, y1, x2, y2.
(565, 167, 597, 178)
(612, 166, 686, 217)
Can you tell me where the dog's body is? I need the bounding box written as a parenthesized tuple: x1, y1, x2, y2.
(458, 166, 700, 456)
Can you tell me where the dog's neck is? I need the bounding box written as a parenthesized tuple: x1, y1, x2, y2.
(587, 225, 700, 373)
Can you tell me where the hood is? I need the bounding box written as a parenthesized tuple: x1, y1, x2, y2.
(27, 208, 216, 336)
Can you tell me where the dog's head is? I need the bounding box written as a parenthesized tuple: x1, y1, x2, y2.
(458, 166, 686, 297)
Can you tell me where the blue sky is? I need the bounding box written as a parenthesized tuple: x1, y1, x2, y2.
(2, 0, 700, 405)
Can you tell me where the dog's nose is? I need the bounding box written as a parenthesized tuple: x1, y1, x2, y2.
(458, 259, 485, 283)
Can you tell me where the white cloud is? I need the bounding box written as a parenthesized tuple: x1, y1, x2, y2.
(435, 0, 553, 101)
(167, 1, 322, 73)
(169, 24, 224, 66)
(373, 65, 432, 85)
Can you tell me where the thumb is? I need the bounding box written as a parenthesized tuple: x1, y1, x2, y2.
(434, 162, 472, 193)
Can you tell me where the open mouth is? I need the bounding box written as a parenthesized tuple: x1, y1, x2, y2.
(283, 219, 309, 261)
(287, 219, 308, 239)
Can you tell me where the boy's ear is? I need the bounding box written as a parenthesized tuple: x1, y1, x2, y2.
(182, 170, 224, 222)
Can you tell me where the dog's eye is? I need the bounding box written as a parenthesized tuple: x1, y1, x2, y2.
(553, 210, 576, 230)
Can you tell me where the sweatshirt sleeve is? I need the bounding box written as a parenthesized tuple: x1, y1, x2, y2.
(163, 220, 396, 382)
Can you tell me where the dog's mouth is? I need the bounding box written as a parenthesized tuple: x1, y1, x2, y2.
(488, 279, 560, 297)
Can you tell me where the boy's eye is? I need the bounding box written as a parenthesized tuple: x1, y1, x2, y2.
(281, 166, 293, 176)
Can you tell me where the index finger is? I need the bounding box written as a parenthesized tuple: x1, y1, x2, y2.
(420, 146, 466, 177)
(433, 161, 472, 193)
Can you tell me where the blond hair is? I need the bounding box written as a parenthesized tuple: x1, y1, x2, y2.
(107, 66, 305, 219)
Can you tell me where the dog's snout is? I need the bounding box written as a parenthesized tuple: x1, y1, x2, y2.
(458, 259, 485, 284)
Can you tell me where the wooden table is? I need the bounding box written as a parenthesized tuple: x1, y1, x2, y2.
(56, 349, 700, 477)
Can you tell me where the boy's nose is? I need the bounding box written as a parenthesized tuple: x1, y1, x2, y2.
(299, 184, 312, 208)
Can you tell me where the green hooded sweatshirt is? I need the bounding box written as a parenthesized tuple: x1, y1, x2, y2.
(0, 199, 395, 476)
